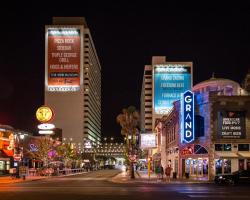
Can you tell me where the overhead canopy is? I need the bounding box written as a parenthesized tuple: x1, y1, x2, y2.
(215, 152, 238, 158)
(238, 152, 250, 158)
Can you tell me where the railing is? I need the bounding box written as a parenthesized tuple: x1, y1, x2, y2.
(27, 168, 87, 177)
(57, 168, 86, 176)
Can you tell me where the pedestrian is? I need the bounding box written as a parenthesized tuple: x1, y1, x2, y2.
(155, 164, 161, 180)
(165, 165, 172, 182)
(160, 165, 164, 180)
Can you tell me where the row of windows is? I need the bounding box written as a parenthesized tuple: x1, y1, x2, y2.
(144, 70, 152, 75)
(215, 144, 250, 151)
(84, 101, 101, 121)
(166, 126, 176, 144)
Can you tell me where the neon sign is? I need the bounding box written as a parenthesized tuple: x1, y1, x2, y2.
(181, 90, 194, 143)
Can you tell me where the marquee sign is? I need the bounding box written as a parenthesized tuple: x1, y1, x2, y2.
(181, 90, 194, 143)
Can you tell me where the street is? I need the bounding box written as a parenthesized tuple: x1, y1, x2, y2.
(0, 170, 250, 200)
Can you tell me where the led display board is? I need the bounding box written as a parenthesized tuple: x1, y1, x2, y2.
(154, 64, 192, 114)
(218, 111, 246, 139)
(181, 90, 194, 143)
(46, 27, 81, 92)
(140, 133, 157, 149)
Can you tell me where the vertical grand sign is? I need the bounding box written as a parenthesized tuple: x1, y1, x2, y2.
(218, 111, 246, 139)
(181, 90, 194, 143)
(154, 64, 192, 114)
(47, 28, 81, 92)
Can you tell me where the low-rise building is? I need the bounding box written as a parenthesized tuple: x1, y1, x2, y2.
(157, 77, 250, 180)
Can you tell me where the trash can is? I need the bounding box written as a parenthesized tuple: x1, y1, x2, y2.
(185, 172, 189, 179)
(173, 172, 177, 179)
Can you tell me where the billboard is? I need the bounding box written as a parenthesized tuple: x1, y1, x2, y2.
(181, 90, 194, 143)
(46, 27, 81, 92)
(154, 64, 192, 114)
(140, 133, 157, 149)
(218, 111, 246, 139)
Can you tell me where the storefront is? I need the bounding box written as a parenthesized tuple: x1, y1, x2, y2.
(0, 157, 11, 175)
(157, 77, 250, 180)
(0, 126, 15, 175)
(179, 144, 209, 178)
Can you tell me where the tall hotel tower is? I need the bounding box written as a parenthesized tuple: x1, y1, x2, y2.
(141, 56, 192, 132)
(45, 17, 101, 145)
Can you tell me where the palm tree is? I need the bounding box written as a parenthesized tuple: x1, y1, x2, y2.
(116, 106, 140, 179)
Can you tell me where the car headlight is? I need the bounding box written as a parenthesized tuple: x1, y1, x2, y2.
(219, 176, 223, 179)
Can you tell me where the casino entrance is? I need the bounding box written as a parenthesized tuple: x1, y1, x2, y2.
(183, 157, 208, 178)
(180, 144, 209, 179)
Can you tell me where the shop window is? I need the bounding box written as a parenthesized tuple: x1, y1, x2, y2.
(247, 160, 250, 170)
(224, 144, 231, 151)
(6, 161, 10, 170)
(224, 159, 231, 174)
(238, 144, 249, 151)
(215, 144, 231, 151)
(215, 159, 222, 174)
(215, 144, 223, 151)
(215, 159, 231, 174)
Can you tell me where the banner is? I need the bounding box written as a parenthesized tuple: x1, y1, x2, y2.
(140, 133, 157, 149)
(47, 28, 81, 92)
(218, 111, 246, 139)
(154, 64, 192, 114)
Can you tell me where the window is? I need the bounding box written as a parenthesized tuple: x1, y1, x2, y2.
(215, 159, 222, 174)
(224, 144, 231, 151)
(215, 144, 231, 151)
(144, 70, 152, 75)
(215, 159, 231, 174)
(238, 144, 249, 151)
(215, 144, 223, 151)
(224, 159, 231, 174)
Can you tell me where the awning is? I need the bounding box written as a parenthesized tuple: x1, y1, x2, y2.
(238, 152, 250, 158)
(215, 152, 239, 158)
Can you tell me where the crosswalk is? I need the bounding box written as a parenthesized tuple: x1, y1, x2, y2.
(175, 187, 250, 199)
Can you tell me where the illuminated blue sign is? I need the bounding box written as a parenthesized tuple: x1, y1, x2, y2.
(154, 64, 192, 114)
(181, 90, 194, 143)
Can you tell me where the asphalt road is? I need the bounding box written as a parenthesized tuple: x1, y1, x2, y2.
(1, 169, 250, 200)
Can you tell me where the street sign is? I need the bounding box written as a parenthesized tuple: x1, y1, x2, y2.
(128, 154, 137, 162)
(19, 166, 27, 175)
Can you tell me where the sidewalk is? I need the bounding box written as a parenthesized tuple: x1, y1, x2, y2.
(0, 175, 47, 184)
(0, 171, 88, 184)
(111, 170, 213, 184)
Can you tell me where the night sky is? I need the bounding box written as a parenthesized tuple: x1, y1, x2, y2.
(0, 2, 249, 139)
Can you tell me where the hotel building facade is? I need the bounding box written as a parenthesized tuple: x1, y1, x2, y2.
(45, 17, 101, 146)
(140, 56, 193, 133)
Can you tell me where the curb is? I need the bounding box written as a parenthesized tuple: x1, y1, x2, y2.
(111, 172, 213, 184)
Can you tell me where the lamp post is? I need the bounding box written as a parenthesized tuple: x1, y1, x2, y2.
(14, 133, 26, 179)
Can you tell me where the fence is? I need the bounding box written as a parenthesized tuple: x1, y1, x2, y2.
(27, 168, 86, 177)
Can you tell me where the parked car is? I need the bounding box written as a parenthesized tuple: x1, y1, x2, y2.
(214, 170, 250, 185)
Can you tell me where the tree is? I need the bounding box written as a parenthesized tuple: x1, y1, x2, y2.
(28, 136, 56, 167)
(56, 143, 77, 168)
(116, 106, 140, 179)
